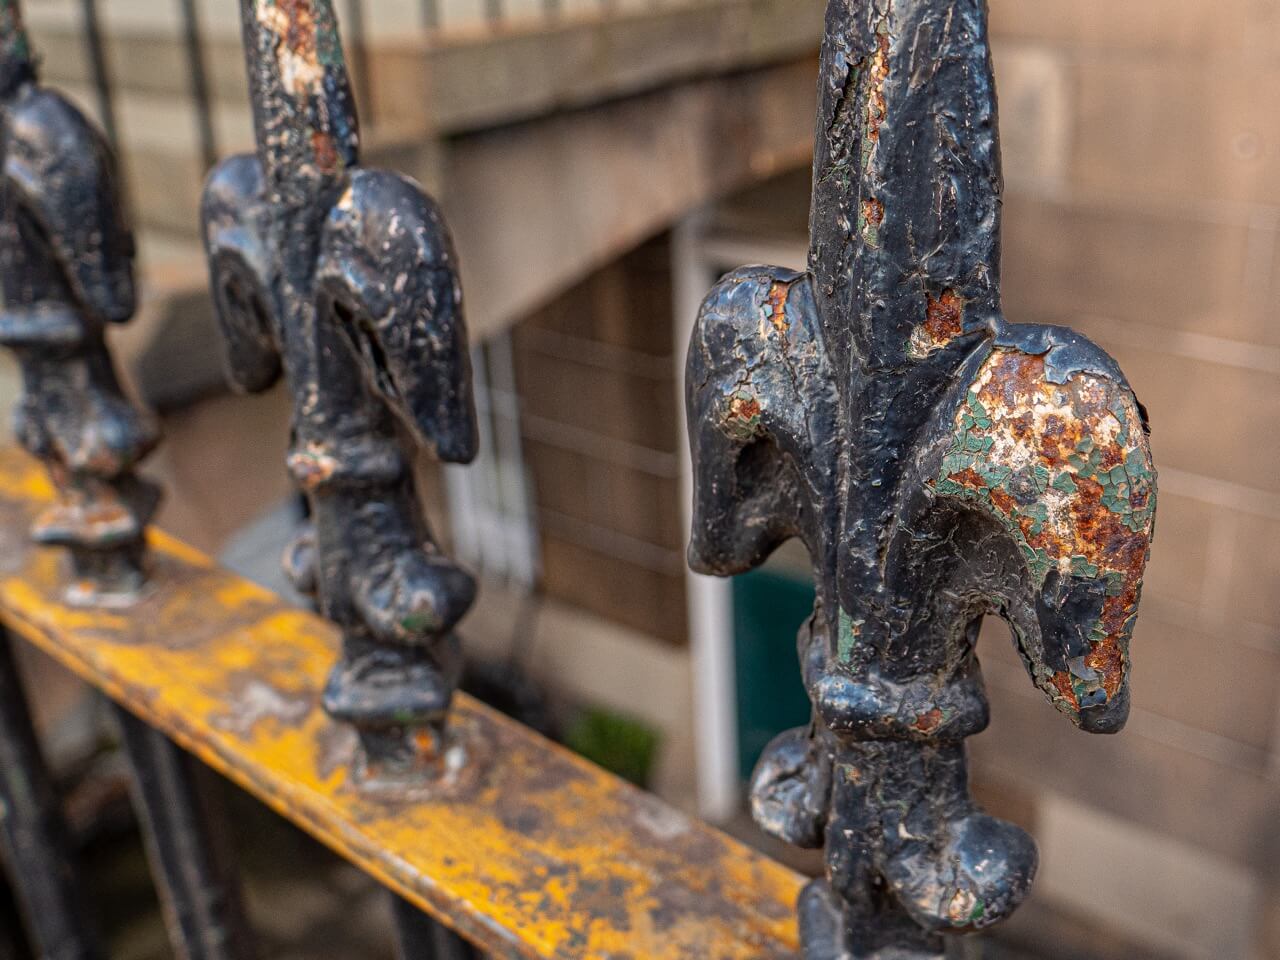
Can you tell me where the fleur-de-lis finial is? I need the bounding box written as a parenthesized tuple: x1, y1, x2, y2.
(0, 0, 161, 604)
(202, 0, 477, 776)
(685, 1, 1157, 956)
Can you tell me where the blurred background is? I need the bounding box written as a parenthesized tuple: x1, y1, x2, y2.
(0, 0, 1277, 958)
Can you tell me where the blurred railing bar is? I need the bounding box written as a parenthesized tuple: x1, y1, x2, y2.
(114, 706, 257, 960)
(420, 0, 440, 32)
(0, 627, 106, 960)
(344, 0, 374, 125)
(393, 897, 477, 960)
(77, 0, 118, 152)
(177, 0, 218, 171)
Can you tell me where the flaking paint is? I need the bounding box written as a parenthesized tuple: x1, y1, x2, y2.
(0, 446, 802, 959)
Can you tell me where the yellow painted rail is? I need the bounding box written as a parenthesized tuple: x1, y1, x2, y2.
(0, 448, 803, 958)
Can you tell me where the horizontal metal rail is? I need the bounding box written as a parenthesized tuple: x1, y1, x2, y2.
(0, 446, 802, 959)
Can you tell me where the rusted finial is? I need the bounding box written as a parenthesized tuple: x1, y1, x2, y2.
(0, 0, 160, 605)
(202, 0, 478, 778)
(686, 0, 1157, 955)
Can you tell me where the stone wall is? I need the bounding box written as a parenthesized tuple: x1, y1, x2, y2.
(970, 4, 1280, 957)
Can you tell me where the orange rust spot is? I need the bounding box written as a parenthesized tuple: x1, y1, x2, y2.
(988, 485, 1016, 515)
(908, 290, 965, 358)
(976, 351, 1041, 407)
(287, 449, 338, 491)
(1049, 672, 1079, 711)
(277, 0, 318, 56)
(765, 281, 790, 336)
(865, 31, 891, 148)
(1065, 478, 1149, 574)
(729, 396, 762, 423)
(924, 290, 962, 341)
(862, 199, 885, 229)
(911, 708, 944, 735)
(1036, 413, 1084, 468)
(951, 467, 988, 493)
(1085, 635, 1126, 700)
(311, 131, 340, 174)
(1007, 411, 1034, 444)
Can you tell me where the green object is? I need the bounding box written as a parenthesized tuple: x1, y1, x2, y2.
(563, 707, 660, 788)
(732, 568, 814, 781)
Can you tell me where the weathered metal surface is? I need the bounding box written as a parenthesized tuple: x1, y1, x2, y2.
(0, 625, 105, 960)
(201, 0, 478, 774)
(114, 706, 257, 960)
(0, 0, 160, 605)
(684, 1, 1157, 957)
(0, 446, 803, 958)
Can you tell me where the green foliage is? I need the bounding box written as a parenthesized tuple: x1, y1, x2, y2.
(563, 707, 660, 789)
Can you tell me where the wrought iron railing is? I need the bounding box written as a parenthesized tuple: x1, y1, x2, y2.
(0, 0, 1157, 958)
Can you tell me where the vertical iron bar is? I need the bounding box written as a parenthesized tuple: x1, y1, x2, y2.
(77, 0, 118, 153)
(484, 0, 503, 28)
(177, 0, 217, 171)
(344, 0, 373, 127)
(419, 0, 439, 31)
(0, 628, 105, 960)
(392, 896, 474, 960)
(113, 706, 257, 960)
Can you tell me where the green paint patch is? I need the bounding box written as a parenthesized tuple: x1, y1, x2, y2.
(399, 611, 437, 635)
(723, 387, 764, 441)
(935, 355, 1157, 600)
(837, 609, 864, 662)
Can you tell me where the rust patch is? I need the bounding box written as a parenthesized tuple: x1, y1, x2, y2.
(910, 708, 944, 735)
(864, 28, 891, 155)
(311, 130, 340, 174)
(859, 197, 885, 247)
(935, 348, 1156, 716)
(258, 0, 324, 99)
(907, 290, 965, 359)
(765, 281, 790, 337)
(723, 389, 764, 442)
(854, 20, 891, 247)
(730, 396, 761, 421)
(286, 444, 338, 490)
(277, 0, 317, 52)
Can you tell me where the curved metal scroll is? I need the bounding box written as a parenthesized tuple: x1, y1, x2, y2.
(201, 0, 477, 776)
(0, 0, 159, 603)
(685, 1, 1157, 956)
